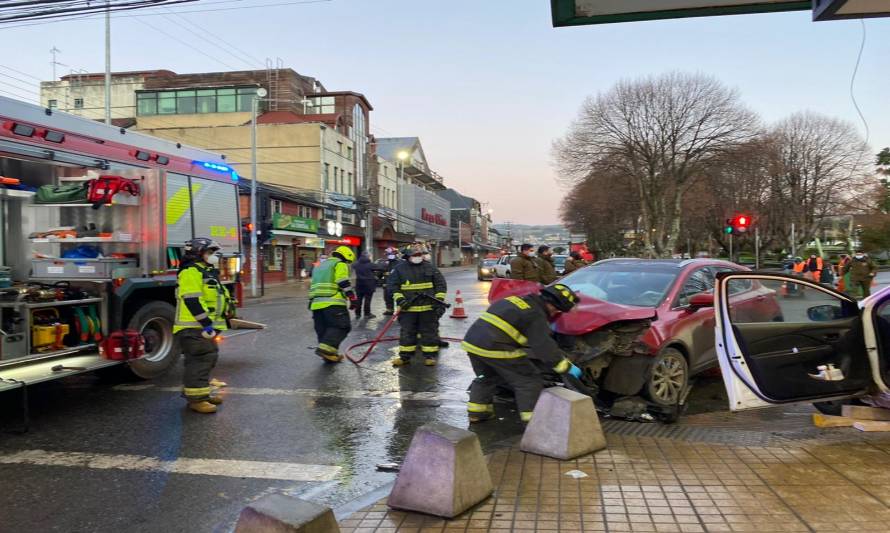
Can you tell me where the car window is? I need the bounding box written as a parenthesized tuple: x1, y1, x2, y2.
(727, 278, 856, 324)
(561, 264, 678, 307)
(676, 268, 715, 307)
(713, 267, 752, 295)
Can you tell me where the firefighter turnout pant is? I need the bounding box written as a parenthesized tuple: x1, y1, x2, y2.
(467, 354, 543, 423)
(398, 310, 439, 360)
(177, 329, 219, 403)
(313, 306, 352, 356)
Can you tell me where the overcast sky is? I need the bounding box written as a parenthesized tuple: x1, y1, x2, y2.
(2, 0, 888, 225)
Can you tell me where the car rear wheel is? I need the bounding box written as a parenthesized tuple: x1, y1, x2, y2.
(645, 348, 688, 408)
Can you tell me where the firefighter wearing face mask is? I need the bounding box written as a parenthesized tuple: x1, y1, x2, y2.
(388, 244, 447, 366)
(309, 245, 357, 363)
(463, 284, 581, 423)
(174, 238, 235, 414)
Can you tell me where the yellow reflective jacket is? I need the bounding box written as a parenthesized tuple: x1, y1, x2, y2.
(174, 262, 232, 333)
(309, 258, 352, 310)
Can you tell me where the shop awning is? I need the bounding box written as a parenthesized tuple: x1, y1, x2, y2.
(272, 230, 317, 238)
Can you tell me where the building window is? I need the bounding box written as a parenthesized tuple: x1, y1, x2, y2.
(348, 172, 353, 195)
(298, 205, 313, 218)
(337, 141, 343, 155)
(74, 98, 84, 109)
(323, 163, 330, 191)
(271, 199, 283, 214)
(308, 96, 335, 114)
(347, 146, 353, 160)
(332, 167, 339, 192)
(47, 99, 57, 109)
(136, 86, 261, 116)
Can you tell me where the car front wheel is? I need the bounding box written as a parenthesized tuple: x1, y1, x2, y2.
(645, 348, 689, 409)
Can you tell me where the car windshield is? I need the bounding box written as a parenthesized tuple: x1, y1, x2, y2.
(482, 259, 497, 267)
(553, 256, 566, 267)
(560, 263, 679, 307)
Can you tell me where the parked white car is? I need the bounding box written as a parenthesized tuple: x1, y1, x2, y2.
(713, 271, 890, 415)
(493, 254, 515, 278)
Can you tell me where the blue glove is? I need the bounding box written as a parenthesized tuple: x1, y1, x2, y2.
(567, 364, 583, 379)
(201, 326, 217, 340)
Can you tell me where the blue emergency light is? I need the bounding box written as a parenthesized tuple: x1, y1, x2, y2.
(195, 161, 239, 181)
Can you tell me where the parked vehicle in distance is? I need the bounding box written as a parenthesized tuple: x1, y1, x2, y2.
(493, 254, 515, 278)
(477, 258, 498, 281)
(489, 258, 781, 422)
(553, 254, 568, 275)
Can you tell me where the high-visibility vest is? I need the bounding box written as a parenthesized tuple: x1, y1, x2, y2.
(174, 263, 231, 333)
(309, 258, 349, 310)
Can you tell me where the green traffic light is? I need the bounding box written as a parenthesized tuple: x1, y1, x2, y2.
(724, 226, 733, 234)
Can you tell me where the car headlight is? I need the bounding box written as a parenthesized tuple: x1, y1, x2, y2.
(481, 268, 490, 274)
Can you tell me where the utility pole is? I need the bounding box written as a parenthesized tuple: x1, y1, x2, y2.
(791, 222, 796, 258)
(729, 233, 733, 264)
(755, 227, 760, 270)
(50, 46, 62, 80)
(103, 1, 111, 125)
(249, 92, 263, 297)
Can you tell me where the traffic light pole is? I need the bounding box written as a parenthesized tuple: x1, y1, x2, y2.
(755, 227, 760, 270)
(729, 233, 733, 264)
(250, 96, 259, 298)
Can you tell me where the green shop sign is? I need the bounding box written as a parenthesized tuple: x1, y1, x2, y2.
(273, 213, 318, 233)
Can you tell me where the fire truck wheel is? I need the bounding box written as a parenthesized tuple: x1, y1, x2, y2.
(127, 301, 179, 379)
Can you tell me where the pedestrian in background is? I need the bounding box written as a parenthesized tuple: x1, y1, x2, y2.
(382, 247, 401, 316)
(353, 252, 377, 319)
(534, 245, 558, 284)
(845, 250, 877, 299)
(563, 251, 584, 275)
(509, 243, 541, 282)
(804, 254, 824, 283)
(837, 254, 852, 293)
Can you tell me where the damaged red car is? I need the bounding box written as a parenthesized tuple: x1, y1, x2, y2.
(489, 258, 782, 422)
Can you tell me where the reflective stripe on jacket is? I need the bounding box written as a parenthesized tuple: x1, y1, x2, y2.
(386, 261, 447, 312)
(462, 294, 566, 365)
(174, 263, 231, 333)
(310, 258, 350, 310)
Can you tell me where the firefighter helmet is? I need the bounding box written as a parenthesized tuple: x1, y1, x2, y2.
(540, 283, 579, 312)
(333, 245, 356, 263)
(184, 237, 221, 256)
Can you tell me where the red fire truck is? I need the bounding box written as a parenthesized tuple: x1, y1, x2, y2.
(0, 96, 242, 393)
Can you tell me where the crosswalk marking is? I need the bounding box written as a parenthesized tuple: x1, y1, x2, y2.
(0, 449, 341, 482)
(112, 383, 469, 403)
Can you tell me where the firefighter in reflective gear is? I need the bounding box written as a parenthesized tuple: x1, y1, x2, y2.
(310, 245, 357, 363)
(462, 284, 581, 423)
(388, 244, 447, 367)
(174, 238, 234, 414)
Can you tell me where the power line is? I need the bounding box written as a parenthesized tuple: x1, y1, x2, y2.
(0, 0, 199, 23)
(135, 17, 240, 71)
(161, 8, 265, 68)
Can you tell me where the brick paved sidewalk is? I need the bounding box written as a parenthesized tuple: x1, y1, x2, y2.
(340, 433, 890, 533)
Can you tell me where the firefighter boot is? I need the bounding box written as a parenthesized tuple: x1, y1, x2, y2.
(315, 347, 344, 363)
(391, 356, 411, 367)
(210, 378, 228, 388)
(467, 402, 495, 423)
(424, 358, 438, 367)
(207, 395, 224, 405)
(188, 401, 218, 414)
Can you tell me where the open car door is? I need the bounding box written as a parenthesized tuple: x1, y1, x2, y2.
(714, 272, 890, 411)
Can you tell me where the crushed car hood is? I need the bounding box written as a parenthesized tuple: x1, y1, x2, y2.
(488, 278, 656, 336)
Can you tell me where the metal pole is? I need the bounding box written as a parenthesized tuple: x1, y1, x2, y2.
(729, 233, 733, 264)
(755, 227, 760, 270)
(104, 1, 111, 125)
(250, 96, 259, 297)
(791, 222, 796, 258)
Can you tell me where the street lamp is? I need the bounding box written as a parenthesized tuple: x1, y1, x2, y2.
(250, 87, 268, 297)
(396, 150, 409, 234)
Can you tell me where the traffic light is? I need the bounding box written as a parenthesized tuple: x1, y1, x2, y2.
(724, 214, 753, 235)
(258, 220, 274, 245)
(241, 218, 254, 246)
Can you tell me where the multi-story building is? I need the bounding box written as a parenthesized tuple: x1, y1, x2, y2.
(438, 188, 498, 265)
(39, 70, 175, 122)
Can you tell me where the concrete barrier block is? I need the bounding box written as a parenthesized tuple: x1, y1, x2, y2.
(388, 422, 493, 518)
(235, 494, 339, 533)
(520, 387, 606, 460)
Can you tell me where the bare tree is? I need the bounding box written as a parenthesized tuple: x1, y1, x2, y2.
(554, 72, 758, 257)
(767, 111, 870, 251)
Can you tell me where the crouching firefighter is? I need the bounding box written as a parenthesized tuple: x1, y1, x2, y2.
(175, 238, 235, 414)
(309, 246, 358, 363)
(462, 284, 581, 423)
(388, 244, 447, 367)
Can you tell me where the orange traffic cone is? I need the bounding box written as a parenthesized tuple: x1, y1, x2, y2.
(451, 290, 468, 319)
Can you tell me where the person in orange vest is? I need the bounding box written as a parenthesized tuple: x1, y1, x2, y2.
(837, 254, 852, 292)
(803, 254, 823, 282)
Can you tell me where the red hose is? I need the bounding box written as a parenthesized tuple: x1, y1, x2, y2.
(343, 310, 464, 364)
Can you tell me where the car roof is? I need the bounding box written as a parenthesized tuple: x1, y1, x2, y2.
(593, 258, 739, 269)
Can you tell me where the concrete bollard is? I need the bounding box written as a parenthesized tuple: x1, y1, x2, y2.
(520, 387, 606, 460)
(235, 494, 340, 533)
(388, 421, 493, 518)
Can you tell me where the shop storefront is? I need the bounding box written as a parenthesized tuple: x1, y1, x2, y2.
(267, 213, 319, 282)
(410, 185, 451, 265)
(319, 219, 364, 257)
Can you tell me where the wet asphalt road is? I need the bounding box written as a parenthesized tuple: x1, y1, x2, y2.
(0, 268, 525, 533)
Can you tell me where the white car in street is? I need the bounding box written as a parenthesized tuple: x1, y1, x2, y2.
(713, 271, 890, 415)
(493, 254, 515, 278)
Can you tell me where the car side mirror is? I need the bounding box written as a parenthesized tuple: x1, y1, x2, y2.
(807, 304, 842, 322)
(687, 292, 714, 311)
